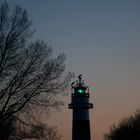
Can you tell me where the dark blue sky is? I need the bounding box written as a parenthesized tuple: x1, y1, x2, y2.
(5, 1, 140, 140)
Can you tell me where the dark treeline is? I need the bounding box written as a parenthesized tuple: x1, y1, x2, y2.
(105, 109, 140, 140)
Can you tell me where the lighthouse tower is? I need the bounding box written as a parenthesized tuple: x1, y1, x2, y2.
(69, 75, 93, 140)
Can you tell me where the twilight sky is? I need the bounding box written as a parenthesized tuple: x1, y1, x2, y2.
(4, 0, 140, 140)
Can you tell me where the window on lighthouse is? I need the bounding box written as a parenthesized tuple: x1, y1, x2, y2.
(77, 89, 85, 94)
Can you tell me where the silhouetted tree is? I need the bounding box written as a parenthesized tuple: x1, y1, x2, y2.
(0, 2, 72, 139)
(1, 116, 62, 140)
(0, 116, 16, 140)
(30, 123, 62, 140)
(105, 110, 140, 140)
(45, 125, 62, 140)
(0, 115, 40, 140)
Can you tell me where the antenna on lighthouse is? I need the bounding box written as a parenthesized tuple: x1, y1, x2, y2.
(78, 74, 82, 84)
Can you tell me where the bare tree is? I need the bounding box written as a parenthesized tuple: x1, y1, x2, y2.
(0, 2, 72, 139)
(10, 119, 46, 140)
(104, 109, 140, 140)
(0, 116, 16, 140)
(45, 125, 62, 140)
(1, 117, 62, 140)
(29, 123, 62, 140)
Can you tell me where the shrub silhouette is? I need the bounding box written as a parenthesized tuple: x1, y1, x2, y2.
(105, 110, 140, 140)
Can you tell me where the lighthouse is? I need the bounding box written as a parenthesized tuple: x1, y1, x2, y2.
(69, 75, 93, 140)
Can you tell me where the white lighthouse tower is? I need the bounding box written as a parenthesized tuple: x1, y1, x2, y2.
(68, 75, 93, 140)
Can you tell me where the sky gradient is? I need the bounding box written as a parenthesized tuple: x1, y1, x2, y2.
(4, 0, 140, 140)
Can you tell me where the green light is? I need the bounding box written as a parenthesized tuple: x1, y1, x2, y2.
(77, 89, 85, 93)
